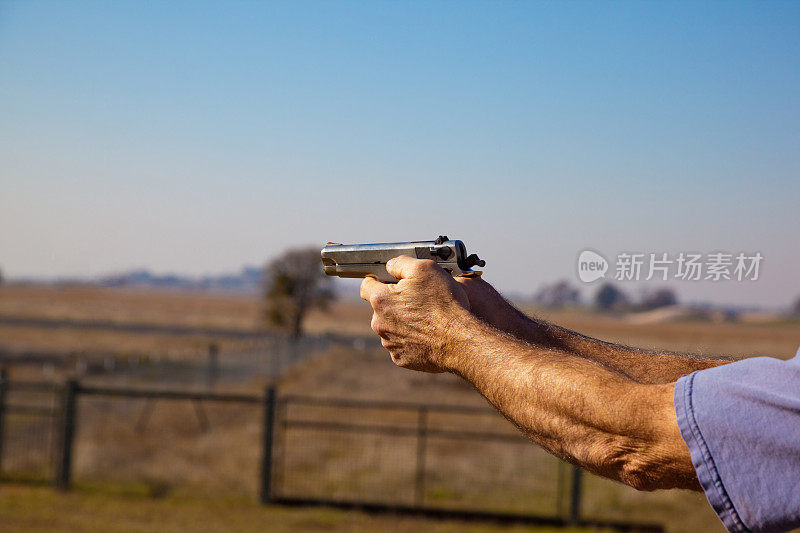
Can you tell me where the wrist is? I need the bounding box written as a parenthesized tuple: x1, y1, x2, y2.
(439, 307, 486, 373)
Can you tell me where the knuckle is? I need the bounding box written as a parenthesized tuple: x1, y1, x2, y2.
(371, 316, 389, 337)
(415, 259, 437, 274)
(390, 353, 407, 367)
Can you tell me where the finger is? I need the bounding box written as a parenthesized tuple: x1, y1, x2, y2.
(386, 255, 437, 280)
(455, 275, 485, 296)
(370, 313, 388, 338)
(360, 276, 389, 303)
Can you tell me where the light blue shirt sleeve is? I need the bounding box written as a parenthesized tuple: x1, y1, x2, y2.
(674, 348, 800, 533)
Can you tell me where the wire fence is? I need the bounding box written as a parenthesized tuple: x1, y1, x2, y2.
(0, 379, 60, 482)
(0, 334, 367, 388)
(0, 370, 663, 532)
(273, 394, 580, 522)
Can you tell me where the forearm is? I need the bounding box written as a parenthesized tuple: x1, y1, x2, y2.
(461, 279, 730, 384)
(517, 316, 730, 384)
(444, 311, 700, 491)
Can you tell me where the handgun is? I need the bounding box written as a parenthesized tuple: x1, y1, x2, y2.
(321, 235, 485, 283)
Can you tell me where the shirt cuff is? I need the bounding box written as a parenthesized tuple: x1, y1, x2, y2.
(674, 373, 750, 533)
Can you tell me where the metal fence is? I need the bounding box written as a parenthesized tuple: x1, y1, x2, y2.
(0, 334, 368, 388)
(0, 376, 60, 481)
(0, 370, 662, 532)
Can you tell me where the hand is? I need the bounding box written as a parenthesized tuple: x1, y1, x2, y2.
(360, 255, 472, 373)
(455, 276, 524, 331)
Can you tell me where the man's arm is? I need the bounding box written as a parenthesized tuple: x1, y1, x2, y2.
(456, 277, 731, 384)
(447, 318, 700, 491)
(361, 257, 700, 491)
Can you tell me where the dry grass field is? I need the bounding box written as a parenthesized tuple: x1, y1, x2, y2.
(1, 284, 798, 359)
(527, 306, 800, 360)
(0, 285, 371, 357)
(0, 284, 798, 533)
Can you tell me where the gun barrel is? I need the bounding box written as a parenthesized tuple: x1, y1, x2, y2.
(321, 236, 484, 283)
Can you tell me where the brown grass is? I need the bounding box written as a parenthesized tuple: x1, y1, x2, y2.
(0, 285, 261, 329)
(0, 285, 372, 356)
(0, 483, 595, 533)
(529, 306, 800, 359)
(2, 285, 797, 359)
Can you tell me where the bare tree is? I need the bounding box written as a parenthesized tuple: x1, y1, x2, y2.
(640, 287, 678, 310)
(532, 280, 581, 308)
(262, 247, 335, 338)
(594, 283, 628, 311)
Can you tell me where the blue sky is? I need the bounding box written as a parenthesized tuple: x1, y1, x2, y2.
(1, 1, 798, 307)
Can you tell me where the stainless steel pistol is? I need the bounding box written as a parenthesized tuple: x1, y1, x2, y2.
(321, 235, 485, 283)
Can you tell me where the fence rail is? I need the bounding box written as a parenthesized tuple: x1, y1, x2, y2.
(0, 371, 663, 532)
(79, 384, 263, 404)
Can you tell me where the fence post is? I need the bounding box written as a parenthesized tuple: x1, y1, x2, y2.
(569, 465, 583, 525)
(0, 368, 7, 475)
(556, 460, 566, 518)
(414, 407, 428, 507)
(259, 386, 277, 504)
(56, 379, 78, 491)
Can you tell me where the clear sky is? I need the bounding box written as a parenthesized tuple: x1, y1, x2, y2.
(1, 1, 798, 307)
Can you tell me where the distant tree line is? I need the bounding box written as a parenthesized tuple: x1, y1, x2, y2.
(594, 283, 678, 311)
(532, 280, 581, 307)
(533, 279, 678, 312)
